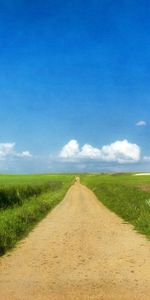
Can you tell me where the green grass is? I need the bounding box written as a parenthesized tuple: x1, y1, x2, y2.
(1, 172, 150, 255)
(0, 174, 74, 255)
(0, 174, 74, 209)
(0, 174, 73, 186)
(81, 173, 150, 239)
(0, 181, 63, 209)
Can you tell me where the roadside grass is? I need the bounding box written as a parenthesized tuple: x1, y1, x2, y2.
(82, 174, 150, 239)
(0, 181, 63, 209)
(0, 174, 73, 255)
(0, 174, 74, 209)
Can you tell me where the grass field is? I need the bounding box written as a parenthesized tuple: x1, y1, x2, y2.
(0, 174, 73, 186)
(0, 174, 74, 255)
(1, 172, 150, 256)
(0, 174, 74, 209)
(81, 173, 150, 239)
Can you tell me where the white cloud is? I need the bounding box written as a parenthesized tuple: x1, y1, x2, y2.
(16, 151, 32, 158)
(59, 139, 79, 158)
(80, 144, 101, 159)
(59, 139, 141, 163)
(0, 142, 32, 160)
(0, 143, 15, 160)
(136, 120, 146, 126)
(100, 140, 140, 163)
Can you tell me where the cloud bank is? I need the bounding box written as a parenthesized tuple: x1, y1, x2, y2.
(0, 143, 32, 160)
(59, 139, 141, 164)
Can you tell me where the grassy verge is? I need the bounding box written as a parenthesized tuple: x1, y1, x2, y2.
(82, 174, 150, 239)
(0, 175, 73, 255)
(0, 181, 63, 209)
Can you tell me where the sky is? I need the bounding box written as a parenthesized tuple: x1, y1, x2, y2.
(0, 0, 150, 173)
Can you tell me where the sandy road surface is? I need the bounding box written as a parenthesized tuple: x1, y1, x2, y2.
(0, 181, 150, 300)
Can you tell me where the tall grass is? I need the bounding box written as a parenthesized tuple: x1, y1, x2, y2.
(82, 174, 150, 239)
(0, 174, 73, 255)
(0, 181, 62, 209)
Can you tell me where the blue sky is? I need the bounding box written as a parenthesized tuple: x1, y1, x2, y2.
(0, 0, 150, 173)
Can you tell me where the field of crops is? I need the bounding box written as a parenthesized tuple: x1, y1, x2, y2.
(0, 174, 74, 255)
(82, 173, 150, 239)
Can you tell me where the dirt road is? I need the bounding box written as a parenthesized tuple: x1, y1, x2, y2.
(0, 181, 150, 300)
